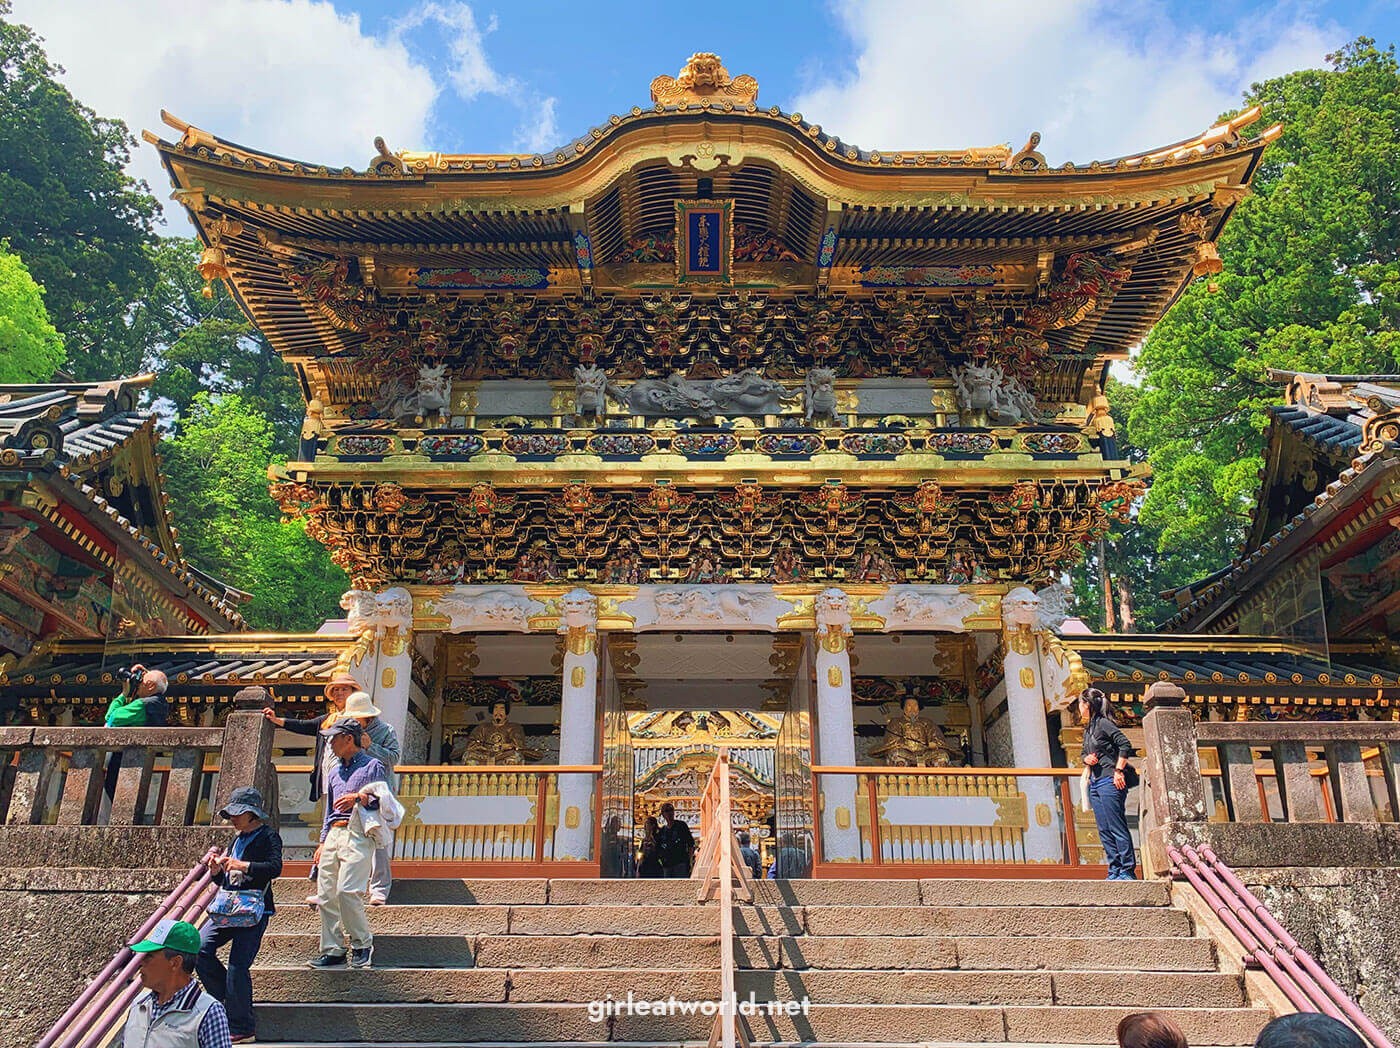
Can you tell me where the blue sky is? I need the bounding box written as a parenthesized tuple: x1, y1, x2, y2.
(11, 1, 1400, 225)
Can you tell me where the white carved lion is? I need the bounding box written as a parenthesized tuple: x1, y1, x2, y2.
(654, 586, 761, 624)
(432, 587, 534, 632)
(814, 587, 851, 637)
(559, 588, 599, 633)
(884, 587, 979, 631)
(1001, 586, 1041, 631)
(1034, 582, 1073, 632)
(374, 587, 415, 633)
(340, 589, 377, 635)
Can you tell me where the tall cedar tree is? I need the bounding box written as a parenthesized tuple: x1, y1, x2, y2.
(1129, 40, 1400, 587)
(0, 1, 156, 376)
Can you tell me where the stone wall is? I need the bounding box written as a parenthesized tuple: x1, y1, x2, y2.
(1238, 866, 1400, 1040)
(0, 849, 219, 1045)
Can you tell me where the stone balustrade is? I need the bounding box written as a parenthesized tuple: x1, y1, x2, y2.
(1139, 681, 1400, 874)
(0, 686, 279, 869)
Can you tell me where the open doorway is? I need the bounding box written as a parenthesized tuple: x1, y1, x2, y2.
(606, 631, 803, 877)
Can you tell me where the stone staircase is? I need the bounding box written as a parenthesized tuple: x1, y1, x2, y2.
(250, 876, 1272, 1047)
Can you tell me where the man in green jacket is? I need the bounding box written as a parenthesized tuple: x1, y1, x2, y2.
(105, 664, 171, 727)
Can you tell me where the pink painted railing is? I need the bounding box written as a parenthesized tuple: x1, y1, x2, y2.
(1169, 843, 1394, 1048)
(36, 847, 222, 1048)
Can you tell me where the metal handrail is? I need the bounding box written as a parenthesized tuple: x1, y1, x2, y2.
(1169, 843, 1394, 1048)
(38, 847, 222, 1048)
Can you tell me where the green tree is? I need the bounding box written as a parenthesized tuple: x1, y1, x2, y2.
(0, 1, 156, 377)
(136, 238, 303, 454)
(1130, 40, 1400, 569)
(0, 241, 64, 381)
(161, 392, 345, 631)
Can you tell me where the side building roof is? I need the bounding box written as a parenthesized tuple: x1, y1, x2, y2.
(1160, 373, 1400, 633)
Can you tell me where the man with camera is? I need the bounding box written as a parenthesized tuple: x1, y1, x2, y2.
(105, 663, 171, 727)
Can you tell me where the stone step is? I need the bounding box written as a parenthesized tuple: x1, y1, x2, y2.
(253, 1002, 1271, 1045)
(248, 1043, 1249, 1048)
(267, 901, 1190, 939)
(273, 878, 549, 907)
(256, 932, 1217, 973)
(476, 934, 729, 970)
(250, 966, 1245, 1009)
(776, 933, 1217, 972)
(271, 877, 1172, 909)
(545, 877, 1172, 908)
(799, 904, 1191, 938)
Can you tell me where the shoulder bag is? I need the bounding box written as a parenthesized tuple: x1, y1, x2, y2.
(207, 832, 267, 928)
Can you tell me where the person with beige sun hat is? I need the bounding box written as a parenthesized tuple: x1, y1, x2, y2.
(264, 672, 400, 903)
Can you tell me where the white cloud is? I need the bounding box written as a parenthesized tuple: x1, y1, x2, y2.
(792, 0, 1344, 164)
(9, 0, 563, 225)
(391, 1, 562, 153)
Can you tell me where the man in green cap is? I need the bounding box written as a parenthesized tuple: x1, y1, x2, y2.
(124, 918, 231, 1047)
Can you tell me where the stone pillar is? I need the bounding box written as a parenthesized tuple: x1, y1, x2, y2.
(1140, 681, 1204, 875)
(556, 589, 599, 861)
(215, 686, 282, 828)
(814, 588, 860, 863)
(1001, 587, 1060, 861)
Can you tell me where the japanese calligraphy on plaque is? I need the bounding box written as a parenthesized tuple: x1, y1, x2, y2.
(675, 199, 733, 285)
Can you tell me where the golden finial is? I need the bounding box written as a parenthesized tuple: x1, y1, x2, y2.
(650, 53, 758, 106)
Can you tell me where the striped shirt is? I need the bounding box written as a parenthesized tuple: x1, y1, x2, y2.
(140, 980, 231, 1048)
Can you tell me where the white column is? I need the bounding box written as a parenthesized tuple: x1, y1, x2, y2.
(1002, 587, 1060, 861)
(340, 586, 414, 741)
(814, 588, 860, 863)
(555, 589, 599, 861)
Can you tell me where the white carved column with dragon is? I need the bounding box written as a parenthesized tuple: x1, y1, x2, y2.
(1001, 585, 1077, 861)
(340, 586, 415, 741)
(814, 588, 861, 863)
(556, 588, 600, 861)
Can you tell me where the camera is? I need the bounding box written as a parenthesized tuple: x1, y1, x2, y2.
(116, 666, 144, 691)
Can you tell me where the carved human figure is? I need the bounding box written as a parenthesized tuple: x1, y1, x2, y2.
(803, 367, 839, 424)
(770, 540, 803, 583)
(854, 540, 899, 582)
(603, 541, 642, 584)
(684, 545, 723, 583)
(458, 700, 541, 765)
(869, 697, 965, 767)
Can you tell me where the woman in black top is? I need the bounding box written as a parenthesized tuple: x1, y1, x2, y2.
(197, 786, 284, 1043)
(1079, 688, 1138, 880)
(638, 816, 663, 878)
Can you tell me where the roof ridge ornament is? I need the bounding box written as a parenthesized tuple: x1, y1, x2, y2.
(651, 53, 758, 106)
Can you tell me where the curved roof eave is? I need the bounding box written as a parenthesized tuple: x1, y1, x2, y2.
(144, 104, 1274, 213)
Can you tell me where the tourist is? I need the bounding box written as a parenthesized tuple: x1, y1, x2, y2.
(1117, 1012, 1187, 1048)
(262, 669, 358, 803)
(308, 718, 388, 970)
(1080, 687, 1137, 880)
(738, 830, 762, 880)
(123, 918, 231, 1048)
(263, 669, 363, 905)
(105, 664, 171, 726)
(1254, 1013, 1364, 1048)
(656, 802, 694, 878)
(341, 690, 400, 905)
(638, 816, 663, 877)
(197, 787, 282, 1045)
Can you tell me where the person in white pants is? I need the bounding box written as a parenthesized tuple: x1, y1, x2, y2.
(308, 719, 387, 970)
